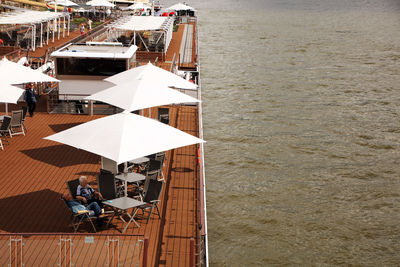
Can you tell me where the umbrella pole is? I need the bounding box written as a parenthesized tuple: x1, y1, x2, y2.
(5, 103, 8, 115)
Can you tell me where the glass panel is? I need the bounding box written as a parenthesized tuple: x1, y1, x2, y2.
(57, 58, 127, 76)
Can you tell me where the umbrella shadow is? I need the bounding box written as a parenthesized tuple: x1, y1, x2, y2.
(171, 167, 194, 173)
(20, 144, 97, 168)
(0, 189, 70, 233)
(48, 122, 83, 133)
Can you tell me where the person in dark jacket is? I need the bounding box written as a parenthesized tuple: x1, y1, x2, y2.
(24, 84, 36, 117)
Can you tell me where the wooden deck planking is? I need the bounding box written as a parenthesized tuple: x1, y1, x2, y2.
(0, 105, 200, 266)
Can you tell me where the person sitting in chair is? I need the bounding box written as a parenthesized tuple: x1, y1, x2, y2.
(76, 176, 104, 208)
(62, 192, 105, 226)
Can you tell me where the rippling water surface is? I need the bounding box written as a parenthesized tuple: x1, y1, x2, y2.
(169, 0, 400, 265)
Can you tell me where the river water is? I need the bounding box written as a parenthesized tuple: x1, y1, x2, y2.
(167, 0, 400, 265)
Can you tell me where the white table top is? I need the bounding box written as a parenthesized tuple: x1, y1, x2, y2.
(103, 196, 145, 210)
(129, 157, 150, 164)
(115, 172, 146, 183)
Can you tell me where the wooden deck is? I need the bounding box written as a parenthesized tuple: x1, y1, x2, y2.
(0, 105, 201, 266)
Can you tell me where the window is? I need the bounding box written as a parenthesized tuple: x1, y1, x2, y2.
(56, 58, 126, 76)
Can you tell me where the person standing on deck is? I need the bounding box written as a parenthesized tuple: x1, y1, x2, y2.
(88, 19, 93, 30)
(80, 24, 85, 36)
(24, 83, 36, 117)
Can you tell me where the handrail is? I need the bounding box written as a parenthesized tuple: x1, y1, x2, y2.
(194, 16, 209, 267)
(0, 232, 144, 237)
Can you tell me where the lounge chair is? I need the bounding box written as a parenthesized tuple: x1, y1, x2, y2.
(97, 169, 120, 200)
(67, 178, 80, 199)
(61, 194, 97, 233)
(21, 106, 28, 132)
(9, 110, 25, 137)
(0, 116, 11, 150)
(135, 179, 163, 224)
(157, 108, 169, 124)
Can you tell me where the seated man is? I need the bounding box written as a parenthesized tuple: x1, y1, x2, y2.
(76, 175, 104, 208)
(62, 192, 105, 227)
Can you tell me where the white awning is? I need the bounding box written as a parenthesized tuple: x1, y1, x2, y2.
(166, 2, 195, 11)
(109, 16, 171, 31)
(0, 10, 68, 25)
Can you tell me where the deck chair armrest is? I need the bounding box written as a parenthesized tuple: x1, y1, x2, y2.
(76, 210, 90, 215)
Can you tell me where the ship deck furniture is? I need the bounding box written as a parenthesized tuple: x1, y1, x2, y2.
(104, 196, 146, 232)
(115, 172, 146, 197)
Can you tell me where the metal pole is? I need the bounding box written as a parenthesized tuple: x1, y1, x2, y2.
(53, 19, 55, 43)
(142, 238, 149, 267)
(47, 21, 49, 45)
(40, 23, 43, 47)
(190, 237, 195, 267)
(58, 17, 61, 40)
(67, 14, 70, 36)
(63, 16, 65, 38)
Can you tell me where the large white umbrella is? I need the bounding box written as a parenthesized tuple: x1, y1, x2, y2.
(44, 111, 204, 164)
(86, 0, 114, 7)
(0, 83, 25, 104)
(49, 0, 79, 6)
(0, 58, 59, 85)
(49, 0, 78, 6)
(123, 2, 150, 10)
(84, 77, 199, 112)
(166, 2, 195, 11)
(0, 58, 59, 114)
(105, 62, 197, 90)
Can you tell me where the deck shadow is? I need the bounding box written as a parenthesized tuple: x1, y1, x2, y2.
(48, 122, 83, 133)
(0, 189, 70, 233)
(171, 167, 193, 173)
(20, 145, 97, 168)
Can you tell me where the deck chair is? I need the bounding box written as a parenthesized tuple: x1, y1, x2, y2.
(9, 110, 25, 137)
(147, 153, 165, 181)
(67, 178, 80, 199)
(135, 179, 163, 224)
(141, 170, 159, 198)
(0, 116, 11, 151)
(61, 194, 97, 233)
(21, 106, 28, 132)
(157, 108, 169, 124)
(97, 169, 119, 200)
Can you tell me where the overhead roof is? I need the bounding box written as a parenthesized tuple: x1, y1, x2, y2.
(51, 43, 138, 59)
(0, 10, 68, 25)
(108, 16, 173, 31)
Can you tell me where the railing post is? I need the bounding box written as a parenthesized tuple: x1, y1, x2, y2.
(142, 237, 149, 267)
(190, 237, 195, 267)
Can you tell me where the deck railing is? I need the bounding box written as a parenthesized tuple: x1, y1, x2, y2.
(194, 15, 209, 267)
(0, 233, 146, 267)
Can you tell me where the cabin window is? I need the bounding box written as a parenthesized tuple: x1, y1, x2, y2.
(56, 58, 126, 76)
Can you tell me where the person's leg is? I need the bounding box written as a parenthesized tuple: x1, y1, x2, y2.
(87, 202, 102, 216)
(31, 102, 36, 116)
(87, 202, 105, 227)
(27, 102, 33, 116)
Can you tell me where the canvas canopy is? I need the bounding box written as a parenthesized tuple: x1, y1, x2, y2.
(86, 0, 114, 7)
(109, 16, 171, 31)
(105, 62, 197, 90)
(0, 58, 59, 85)
(123, 2, 151, 11)
(107, 16, 174, 52)
(49, 0, 79, 7)
(0, 10, 67, 24)
(44, 111, 205, 164)
(166, 2, 195, 11)
(84, 78, 199, 112)
(0, 83, 25, 104)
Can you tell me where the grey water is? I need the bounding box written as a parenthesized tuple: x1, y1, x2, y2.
(167, 0, 400, 265)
